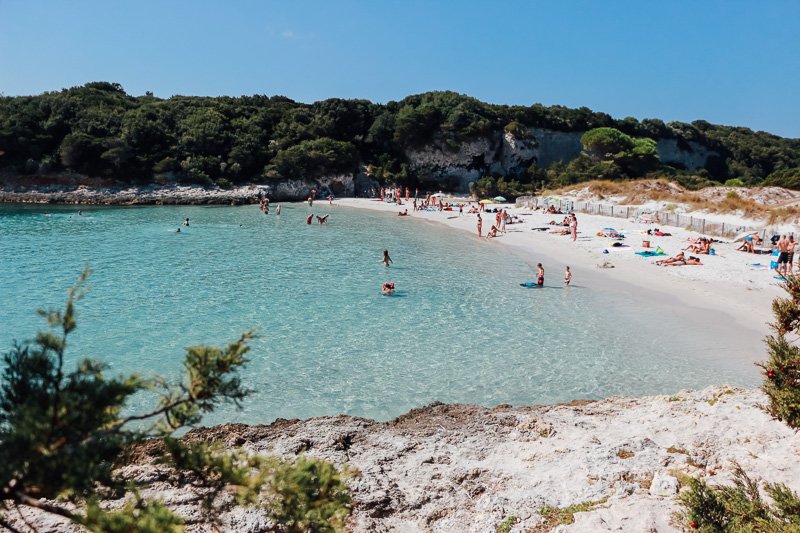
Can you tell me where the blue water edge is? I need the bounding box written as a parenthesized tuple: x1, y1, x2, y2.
(0, 203, 759, 427)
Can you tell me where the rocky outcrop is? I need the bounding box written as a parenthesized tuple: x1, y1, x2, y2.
(9, 387, 798, 532)
(656, 139, 719, 169)
(0, 173, 357, 205)
(406, 127, 720, 192)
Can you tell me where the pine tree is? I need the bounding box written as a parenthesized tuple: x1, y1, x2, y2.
(0, 269, 351, 532)
(757, 277, 800, 428)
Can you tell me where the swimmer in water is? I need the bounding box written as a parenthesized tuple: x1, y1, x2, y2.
(564, 266, 572, 286)
(176, 228, 181, 233)
(306, 214, 314, 225)
(382, 282, 395, 294)
(276, 205, 281, 215)
(78, 210, 84, 216)
(381, 249, 393, 266)
(183, 218, 189, 226)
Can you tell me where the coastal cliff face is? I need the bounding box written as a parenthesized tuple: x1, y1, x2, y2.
(406, 127, 720, 191)
(11, 387, 799, 532)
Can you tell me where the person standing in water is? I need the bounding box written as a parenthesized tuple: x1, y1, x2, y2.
(564, 266, 572, 286)
(276, 205, 281, 215)
(183, 218, 190, 226)
(381, 249, 393, 266)
(477, 214, 482, 237)
(537, 263, 544, 287)
(306, 214, 314, 225)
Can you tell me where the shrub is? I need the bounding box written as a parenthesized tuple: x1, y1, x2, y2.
(0, 270, 352, 531)
(678, 462, 800, 531)
(757, 276, 800, 428)
(726, 190, 740, 199)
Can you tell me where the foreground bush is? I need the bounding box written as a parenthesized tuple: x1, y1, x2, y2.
(0, 269, 351, 532)
(678, 462, 800, 532)
(758, 276, 800, 428)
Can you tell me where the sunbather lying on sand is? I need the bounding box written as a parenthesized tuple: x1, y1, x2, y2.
(663, 256, 703, 266)
(656, 253, 686, 265)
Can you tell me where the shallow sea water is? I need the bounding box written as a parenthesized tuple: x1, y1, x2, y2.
(0, 203, 760, 426)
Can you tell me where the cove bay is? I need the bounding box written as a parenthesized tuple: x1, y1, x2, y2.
(0, 203, 760, 427)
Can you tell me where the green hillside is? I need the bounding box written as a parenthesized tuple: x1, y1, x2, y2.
(1, 82, 798, 192)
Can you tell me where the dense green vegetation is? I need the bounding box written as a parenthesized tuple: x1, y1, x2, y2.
(1, 82, 799, 192)
(678, 462, 800, 532)
(0, 270, 352, 532)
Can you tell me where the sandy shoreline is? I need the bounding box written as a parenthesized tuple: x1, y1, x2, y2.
(336, 198, 783, 335)
(335, 197, 782, 372)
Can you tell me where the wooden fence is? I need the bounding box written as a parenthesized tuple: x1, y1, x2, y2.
(515, 195, 773, 240)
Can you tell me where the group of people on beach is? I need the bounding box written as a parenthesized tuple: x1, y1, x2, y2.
(259, 197, 280, 215)
(773, 235, 797, 278)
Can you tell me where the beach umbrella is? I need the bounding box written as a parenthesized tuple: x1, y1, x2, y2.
(479, 199, 493, 204)
(493, 196, 507, 202)
(431, 192, 445, 197)
(547, 197, 559, 204)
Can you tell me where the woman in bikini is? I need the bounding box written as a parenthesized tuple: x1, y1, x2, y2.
(656, 252, 686, 265)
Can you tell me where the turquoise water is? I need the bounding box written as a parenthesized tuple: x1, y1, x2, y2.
(0, 203, 759, 426)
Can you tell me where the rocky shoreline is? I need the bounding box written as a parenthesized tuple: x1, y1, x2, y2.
(13, 387, 799, 532)
(0, 173, 363, 205)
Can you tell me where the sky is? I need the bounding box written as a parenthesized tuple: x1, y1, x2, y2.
(1, 1, 799, 138)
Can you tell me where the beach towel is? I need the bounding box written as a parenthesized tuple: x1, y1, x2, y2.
(636, 249, 667, 257)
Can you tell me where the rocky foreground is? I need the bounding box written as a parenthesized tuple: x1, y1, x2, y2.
(16, 386, 800, 532)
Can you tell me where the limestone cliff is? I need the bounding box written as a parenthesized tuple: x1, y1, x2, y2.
(406, 127, 719, 191)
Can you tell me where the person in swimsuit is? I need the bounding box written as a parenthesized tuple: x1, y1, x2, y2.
(183, 218, 190, 226)
(537, 263, 544, 286)
(570, 214, 577, 242)
(737, 233, 761, 253)
(776, 235, 791, 277)
(477, 214, 482, 237)
(663, 257, 703, 266)
(656, 252, 686, 265)
(382, 282, 395, 294)
(276, 205, 281, 215)
(381, 249, 393, 266)
(306, 214, 314, 225)
(564, 266, 572, 285)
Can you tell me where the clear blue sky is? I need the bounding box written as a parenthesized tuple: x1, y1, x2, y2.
(2, 1, 798, 138)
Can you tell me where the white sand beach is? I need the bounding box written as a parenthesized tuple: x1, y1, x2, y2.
(337, 197, 785, 344)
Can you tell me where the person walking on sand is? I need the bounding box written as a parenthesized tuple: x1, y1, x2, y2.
(788, 235, 796, 275)
(477, 214, 482, 237)
(564, 266, 572, 286)
(537, 263, 544, 287)
(569, 214, 577, 241)
(381, 249, 393, 266)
